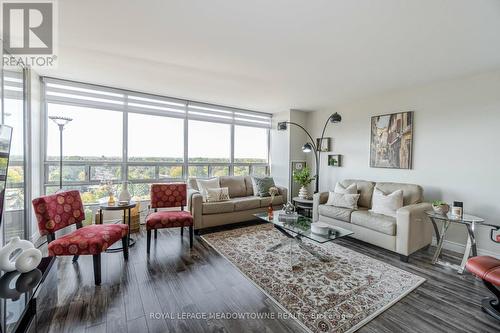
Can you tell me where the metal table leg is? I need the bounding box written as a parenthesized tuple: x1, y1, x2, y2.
(458, 222, 477, 274)
(432, 219, 451, 264)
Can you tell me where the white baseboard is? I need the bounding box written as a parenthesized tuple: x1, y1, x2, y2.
(432, 237, 500, 259)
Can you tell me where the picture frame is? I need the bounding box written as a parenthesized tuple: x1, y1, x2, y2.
(328, 154, 342, 167)
(316, 137, 331, 152)
(370, 111, 413, 169)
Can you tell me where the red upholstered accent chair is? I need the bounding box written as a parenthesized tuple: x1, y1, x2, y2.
(32, 190, 129, 285)
(146, 183, 193, 253)
(465, 226, 500, 321)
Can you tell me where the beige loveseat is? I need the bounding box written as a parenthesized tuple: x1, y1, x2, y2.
(313, 179, 432, 261)
(187, 176, 287, 231)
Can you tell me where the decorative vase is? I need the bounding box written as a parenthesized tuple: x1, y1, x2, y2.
(267, 203, 274, 220)
(0, 237, 35, 272)
(108, 193, 116, 206)
(298, 186, 309, 199)
(432, 203, 450, 215)
(118, 181, 132, 203)
(15, 248, 42, 273)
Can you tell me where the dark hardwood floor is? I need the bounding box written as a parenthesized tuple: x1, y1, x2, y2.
(39, 222, 500, 333)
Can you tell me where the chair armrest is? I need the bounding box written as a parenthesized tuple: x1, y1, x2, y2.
(396, 202, 433, 256)
(276, 186, 288, 202)
(489, 226, 500, 243)
(187, 189, 203, 229)
(313, 192, 329, 222)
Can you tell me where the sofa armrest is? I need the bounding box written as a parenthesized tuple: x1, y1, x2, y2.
(396, 202, 433, 256)
(313, 192, 329, 222)
(276, 185, 288, 202)
(187, 189, 203, 230)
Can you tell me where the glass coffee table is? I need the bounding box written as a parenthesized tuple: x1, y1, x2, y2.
(254, 210, 353, 267)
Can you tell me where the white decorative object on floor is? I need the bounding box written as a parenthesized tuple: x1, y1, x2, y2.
(15, 248, 43, 273)
(118, 181, 132, 203)
(0, 237, 35, 272)
(311, 222, 331, 236)
(298, 186, 309, 199)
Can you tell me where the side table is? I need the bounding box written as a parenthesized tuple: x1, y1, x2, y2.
(425, 211, 485, 274)
(98, 201, 137, 253)
(292, 196, 313, 218)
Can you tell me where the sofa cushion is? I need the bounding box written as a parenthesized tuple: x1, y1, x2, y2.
(232, 197, 261, 211)
(375, 182, 423, 206)
(351, 210, 396, 236)
(187, 178, 199, 190)
(370, 188, 403, 217)
(252, 176, 275, 197)
(340, 179, 375, 208)
(244, 176, 254, 196)
(260, 195, 284, 207)
(202, 201, 234, 215)
(219, 176, 247, 198)
(318, 204, 354, 222)
(325, 192, 360, 209)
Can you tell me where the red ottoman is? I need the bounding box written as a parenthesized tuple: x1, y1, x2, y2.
(466, 255, 500, 321)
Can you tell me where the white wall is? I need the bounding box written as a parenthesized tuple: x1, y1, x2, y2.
(305, 70, 500, 256)
(270, 111, 291, 197)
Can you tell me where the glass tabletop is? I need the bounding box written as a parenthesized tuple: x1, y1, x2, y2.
(425, 211, 485, 224)
(254, 210, 353, 243)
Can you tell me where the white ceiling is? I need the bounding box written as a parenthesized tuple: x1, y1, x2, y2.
(38, 0, 500, 113)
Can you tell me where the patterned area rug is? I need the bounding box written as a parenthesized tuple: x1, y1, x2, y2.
(202, 223, 425, 333)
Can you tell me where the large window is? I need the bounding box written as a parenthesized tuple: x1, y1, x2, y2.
(234, 125, 268, 163)
(43, 78, 271, 204)
(128, 113, 183, 162)
(47, 104, 123, 161)
(188, 120, 230, 163)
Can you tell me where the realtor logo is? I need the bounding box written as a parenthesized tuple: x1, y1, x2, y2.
(3, 2, 53, 54)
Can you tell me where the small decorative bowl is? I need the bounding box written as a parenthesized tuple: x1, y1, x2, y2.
(432, 203, 450, 215)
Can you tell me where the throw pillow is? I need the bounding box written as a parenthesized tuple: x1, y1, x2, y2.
(206, 187, 230, 202)
(252, 176, 275, 197)
(334, 182, 357, 194)
(370, 188, 404, 217)
(325, 192, 360, 209)
(196, 178, 219, 201)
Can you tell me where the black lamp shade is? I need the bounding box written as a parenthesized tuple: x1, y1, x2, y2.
(330, 112, 341, 123)
(302, 143, 313, 153)
(277, 122, 287, 131)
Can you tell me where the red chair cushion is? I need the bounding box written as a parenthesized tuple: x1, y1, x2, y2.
(497, 234, 500, 242)
(48, 224, 128, 256)
(33, 190, 85, 235)
(150, 183, 187, 209)
(466, 256, 500, 286)
(146, 210, 193, 230)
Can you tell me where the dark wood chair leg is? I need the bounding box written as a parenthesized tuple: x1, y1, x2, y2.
(72, 255, 79, 263)
(154, 229, 158, 239)
(189, 226, 193, 248)
(93, 254, 101, 285)
(400, 254, 409, 263)
(147, 229, 151, 254)
(181, 226, 184, 237)
(122, 236, 129, 260)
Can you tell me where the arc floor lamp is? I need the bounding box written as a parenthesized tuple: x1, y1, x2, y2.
(277, 112, 341, 193)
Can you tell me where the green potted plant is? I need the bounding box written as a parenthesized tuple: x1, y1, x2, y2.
(293, 167, 315, 199)
(432, 200, 450, 215)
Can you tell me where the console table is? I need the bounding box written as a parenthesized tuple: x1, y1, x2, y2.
(0, 256, 56, 333)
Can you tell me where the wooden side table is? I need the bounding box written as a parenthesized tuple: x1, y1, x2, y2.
(98, 201, 137, 253)
(292, 196, 313, 218)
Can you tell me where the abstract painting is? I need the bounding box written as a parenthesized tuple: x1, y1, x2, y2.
(370, 111, 413, 169)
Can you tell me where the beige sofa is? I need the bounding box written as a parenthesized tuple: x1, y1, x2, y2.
(313, 179, 432, 261)
(187, 176, 287, 231)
